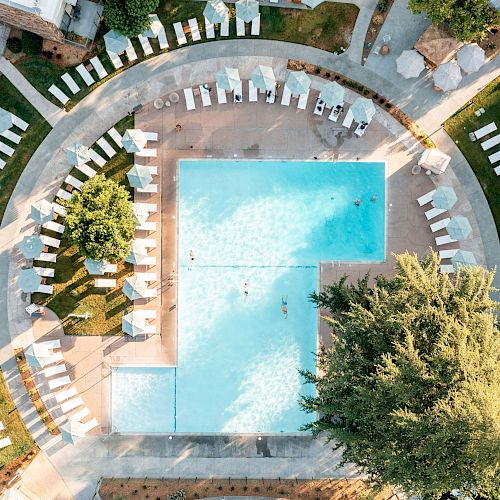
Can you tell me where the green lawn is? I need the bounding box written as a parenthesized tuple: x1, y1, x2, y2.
(32, 116, 134, 335)
(444, 76, 500, 233)
(14, 0, 358, 110)
(0, 370, 35, 468)
(0, 76, 52, 223)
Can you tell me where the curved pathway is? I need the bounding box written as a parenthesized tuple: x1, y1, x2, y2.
(0, 38, 498, 499)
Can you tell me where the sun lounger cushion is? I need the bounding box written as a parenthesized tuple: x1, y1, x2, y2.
(417, 189, 436, 206)
(217, 83, 227, 104)
(61, 396, 83, 414)
(48, 84, 69, 105)
(55, 387, 77, 403)
(107, 50, 123, 70)
(188, 18, 201, 41)
(76, 64, 95, 86)
(90, 56, 108, 79)
(61, 73, 80, 95)
(173, 22, 187, 45)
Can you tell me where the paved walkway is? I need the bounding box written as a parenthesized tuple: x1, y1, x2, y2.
(0, 57, 64, 126)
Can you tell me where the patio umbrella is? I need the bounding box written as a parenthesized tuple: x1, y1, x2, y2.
(18, 268, 42, 293)
(31, 199, 54, 224)
(65, 142, 91, 166)
(286, 71, 311, 95)
(216, 67, 240, 91)
(236, 0, 259, 22)
(251, 65, 276, 91)
(319, 81, 345, 107)
(125, 244, 150, 265)
(19, 235, 44, 259)
(104, 30, 129, 54)
(122, 311, 147, 337)
(490, 0, 500, 9)
(24, 343, 52, 369)
(123, 276, 150, 300)
(457, 44, 485, 74)
(433, 61, 462, 92)
(204, 0, 229, 24)
(446, 216, 472, 241)
(84, 258, 109, 275)
(0, 107, 13, 133)
(451, 250, 477, 269)
(1, 488, 29, 500)
(350, 97, 376, 123)
(432, 186, 457, 210)
(127, 164, 152, 189)
(122, 129, 147, 153)
(143, 14, 163, 38)
(60, 419, 87, 444)
(396, 50, 425, 79)
(132, 204, 149, 225)
(301, 0, 325, 6)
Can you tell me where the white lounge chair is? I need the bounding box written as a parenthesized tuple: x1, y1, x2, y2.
(473, 122, 497, 140)
(188, 18, 201, 41)
(249, 80, 258, 102)
(134, 202, 157, 212)
(236, 17, 245, 36)
(158, 26, 169, 49)
(89, 148, 106, 167)
(48, 375, 71, 390)
(136, 149, 157, 158)
(342, 109, 354, 128)
(12, 114, 29, 131)
(439, 249, 458, 259)
(65, 175, 84, 191)
(40, 234, 61, 248)
(314, 98, 326, 116)
(81, 418, 99, 433)
(205, 17, 215, 39)
(147, 166, 158, 175)
(233, 81, 243, 103)
(0, 159, 6, 170)
(135, 272, 157, 282)
(251, 14, 260, 36)
(106, 50, 123, 70)
(102, 263, 117, 273)
(297, 89, 309, 110)
(354, 122, 369, 137)
(137, 184, 158, 193)
(56, 189, 72, 201)
(435, 235, 457, 246)
(136, 221, 157, 231)
(0, 421, 4, 431)
(74, 163, 97, 178)
(37, 339, 61, 350)
(48, 84, 69, 105)
(220, 17, 229, 36)
(61, 396, 83, 414)
(481, 134, 500, 151)
(425, 207, 447, 220)
(135, 255, 156, 266)
(61, 72, 80, 95)
(107, 127, 123, 148)
(495, 165, 500, 176)
(328, 103, 344, 122)
(417, 189, 436, 206)
(37, 284, 54, 294)
(266, 90, 276, 104)
(281, 85, 291, 106)
(173, 22, 187, 45)
(138, 33, 154, 56)
(45, 351, 63, 364)
(488, 151, 500, 164)
(70, 406, 90, 423)
(96, 137, 116, 158)
(0, 140, 14, 156)
(43, 364, 66, 378)
(1, 129, 21, 144)
(134, 238, 157, 248)
(76, 64, 95, 86)
(184, 88, 196, 110)
(55, 387, 77, 403)
(134, 309, 157, 319)
(36, 252, 57, 263)
(143, 132, 158, 141)
(34, 267, 55, 278)
(125, 40, 138, 62)
(216, 83, 227, 104)
(90, 56, 108, 79)
(200, 84, 212, 106)
(440, 265, 454, 274)
(0, 438, 12, 449)
(95, 279, 116, 288)
(42, 220, 64, 233)
(430, 217, 450, 233)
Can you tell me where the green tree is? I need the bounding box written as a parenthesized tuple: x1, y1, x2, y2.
(103, 0, 159, 38)
(408, 0, 499, 41)
(64, 174, 135, 262)
(302, 252, 500, 499)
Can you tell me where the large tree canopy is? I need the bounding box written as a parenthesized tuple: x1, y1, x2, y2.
(104, 0, 159, 38)
(64, 174, 135, 262)
(301, 252, 500, 499)
(408, 0, 499, 42)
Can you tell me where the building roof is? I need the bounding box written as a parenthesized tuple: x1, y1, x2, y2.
(0, 0, 65, 24)
(415, 24, 463, 67)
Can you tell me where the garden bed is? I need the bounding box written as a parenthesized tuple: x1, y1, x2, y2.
(361, 0, 395, 63)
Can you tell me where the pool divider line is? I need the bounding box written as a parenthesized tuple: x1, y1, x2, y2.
(179, 265, 319, 269)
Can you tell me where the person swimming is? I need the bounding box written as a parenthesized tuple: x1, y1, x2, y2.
(281, 296, 288, 319)
(243, 281, 249, 302)
(354, 198, 361, 206)
(188, 249, 195, 270)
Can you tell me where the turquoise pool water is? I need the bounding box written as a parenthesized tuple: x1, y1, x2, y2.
(112, 160, 385, 433)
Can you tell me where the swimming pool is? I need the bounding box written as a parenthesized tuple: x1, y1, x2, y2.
(112, 160, 385, 433)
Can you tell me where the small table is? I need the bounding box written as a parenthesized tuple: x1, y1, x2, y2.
(380, 44, 390, 55)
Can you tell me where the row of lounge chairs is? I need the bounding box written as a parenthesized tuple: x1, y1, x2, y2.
(0, 108, 29, 170)
(471, 122, 499, 175)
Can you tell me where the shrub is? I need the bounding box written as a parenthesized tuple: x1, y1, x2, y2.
(385, 102, 392, 108)
(104, 0, 160, 37)
(22, 31, 43, 55)
(42, 50, 53, 59)
(379, 98, 385, 104)
(372, 14, 384, 25)
(363, 89, 370, 95)
(314, 66, 321, 74)
(377, 0, 388, 12)
(6, 37, 22, 54)
(325, 72, 331, 78)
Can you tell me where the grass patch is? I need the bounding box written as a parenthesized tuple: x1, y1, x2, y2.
(32, 116, 135, 336)
(0, 369, 35, 467)
(0, 76, 51, 223)
(444, 76, 500, 233)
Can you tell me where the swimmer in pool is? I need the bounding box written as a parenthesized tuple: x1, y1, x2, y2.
(281, 296, 288, 319)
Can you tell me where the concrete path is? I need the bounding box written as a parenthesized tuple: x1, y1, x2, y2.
(0, 24, 10, 57)
(0, 57, 65, 126)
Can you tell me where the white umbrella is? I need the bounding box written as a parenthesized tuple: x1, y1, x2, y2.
(31, 199, 54, 224)
(319, 82, 344, 107)
(127, 164, 152, 189)
(65, 143, 91, 166)
(132, 205, 149, 225)
(204, 0, 229, 24)
(216, 67, 240, 91)
(489, 0, 500, 10)
(24, 343, 52, 369)
(60, 419, 87, 444)
(432, 186, 457, 210)
(396, 50, 425, 79)
(122, 129, 147, 153)
(433, 62, 462, 91)
(236, 0, 259, 22)
(18, 268, 42, 293)
(123, 276, 151, 300)
(104, 30, 129, 54)
(446, 216, 472, 241)
(301, 0, 325, 6)
(19, 235, 44, 259)
(125, 245, 150, 265)
(0, 107, 13, 133)
(286, 71, 311, 95)
(122, 311, 147, 337)
(143, 14, 162, 38)
(451, 250, 477, 269)
(84, 258, 110, 275)
(350, 97, 376, 123)
(457, 44, 485, 74)
(251, 65, 276, 91)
